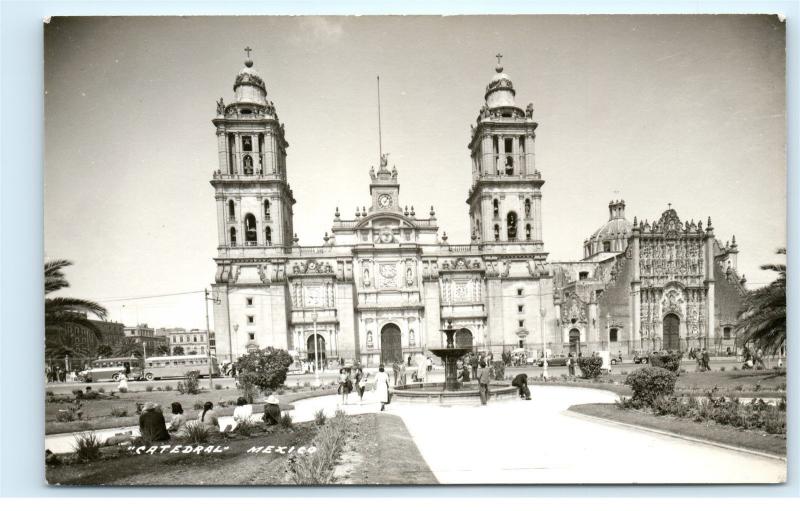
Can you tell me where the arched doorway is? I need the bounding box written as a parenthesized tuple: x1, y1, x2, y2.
(455, 328, 473, 349)
(569, 328, 581, 355)
(663, 314, 680, 351)
(306, 334, 326, 363)
(380, 323, 402, 365)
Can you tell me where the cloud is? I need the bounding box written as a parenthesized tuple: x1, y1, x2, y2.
(297, 17, 344, 44)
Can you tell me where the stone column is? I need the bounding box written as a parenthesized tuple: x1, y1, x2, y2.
(705, 221, 716, 349)
(511, 136, 520, 175)
(631, 224, 641, 352)
(216, 198, 226, 246)
(217, 129, 228, 174)
(236, 197, 244, 246)
(481, 135, 493, 176)
(532, 189, 543, 243)
(525, 134, 535, 175)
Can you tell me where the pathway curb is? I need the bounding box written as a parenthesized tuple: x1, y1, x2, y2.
(563, 409, 787, 462)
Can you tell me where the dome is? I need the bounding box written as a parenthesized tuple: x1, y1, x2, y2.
(584, 200, 631, 258)
(484, 63, 517, 109)
(233, 59, 267, 105)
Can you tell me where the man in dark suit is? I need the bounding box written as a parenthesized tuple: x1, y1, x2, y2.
(511, 373, 531, 400)
(477, 361, 491, 405)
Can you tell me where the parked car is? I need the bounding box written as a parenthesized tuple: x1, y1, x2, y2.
(609, 353, 624, 365)
(633, 352, 660, 364)
(535, 356, 569, 367)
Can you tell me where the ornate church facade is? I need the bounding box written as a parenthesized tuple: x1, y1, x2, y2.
(210, 54, 746, 366)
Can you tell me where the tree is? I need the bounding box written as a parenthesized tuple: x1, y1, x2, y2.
(113, 338, 142, 358)
(172, 346, 185, 356)
(736, 248, 786, 355)
(235, 347, 293, 402)
(96, 344, 113, 358)
(45, 260, 108, 353)
(188, 350, 198, 355)
(155, 345, 171, 356)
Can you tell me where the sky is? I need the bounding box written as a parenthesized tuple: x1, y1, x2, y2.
(44, 15, 786, 331)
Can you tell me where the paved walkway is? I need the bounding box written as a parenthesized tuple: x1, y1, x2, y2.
(291, 386, 786, 484)
(45, 386, 786, 484)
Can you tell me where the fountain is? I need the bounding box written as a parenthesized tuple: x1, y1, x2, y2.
(391, 321, 517, 405)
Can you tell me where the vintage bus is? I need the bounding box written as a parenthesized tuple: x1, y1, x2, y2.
(142, 354, 221, 380)
(79, 357, 143, 382)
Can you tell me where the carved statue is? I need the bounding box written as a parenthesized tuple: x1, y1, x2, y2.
(380, 153, 389, 170)
(216, 97, 225, 115)
(391, 165, 398, 179)
(363, 267, 371, 287)
(406, 266, 414, 287)
(369, 166, 376, 179)
(526, 102, 534, 118)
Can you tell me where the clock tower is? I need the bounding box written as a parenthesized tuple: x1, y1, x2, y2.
(368, 153, 401, 213)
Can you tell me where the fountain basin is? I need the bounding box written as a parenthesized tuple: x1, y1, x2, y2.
(392, 382, 518, 405)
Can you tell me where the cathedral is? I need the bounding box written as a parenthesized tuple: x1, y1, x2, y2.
(210, 53, 747, 367)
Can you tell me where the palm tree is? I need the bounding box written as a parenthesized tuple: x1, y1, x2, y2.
(736, 248, 786, 355)
(45, 259, 108, 351)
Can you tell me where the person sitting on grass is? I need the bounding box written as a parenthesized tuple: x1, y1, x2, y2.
(167, 402, 188, 438)
(233, 397, 253, 424)
(511, 373, 532, 400)
(197, 401, 219, 431)
(139, 402, 170, 442)
(83, 386, 100, 399)
(262, 395, 281, 425)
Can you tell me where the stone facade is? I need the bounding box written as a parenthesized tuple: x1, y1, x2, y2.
(209, 55, 746, 366)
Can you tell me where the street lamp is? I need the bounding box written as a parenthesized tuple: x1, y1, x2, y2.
(312, 308, 320, 386)
(539, 278, 548, 380)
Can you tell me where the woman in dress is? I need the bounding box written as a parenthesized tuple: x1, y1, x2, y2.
(117, 371, 129, 392)
(338, 368, 350, 405)
(167, 402, 188, 438)
(373, 365, 390, 411)
(198, 401, 219, 431)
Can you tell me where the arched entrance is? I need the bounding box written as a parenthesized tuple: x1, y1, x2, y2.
(380, 323, 402, 365)
(455, 328, 473, 349)
(663, 314, 680, 351)
(569, 328, 581, 355)
(306, 334, 326, 363)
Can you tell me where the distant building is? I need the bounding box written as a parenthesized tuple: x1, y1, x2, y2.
(124, 323, 169, 355)
(52, 316, 126, 358)
(167, 328, 210, 355)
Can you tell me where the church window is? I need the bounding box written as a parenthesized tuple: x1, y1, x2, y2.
(603, 241, 611, 252)
(494, 224, 500, 241)
(723, 327, 732, 339)
(610, 328, 619, 343)
(524, 198, 531, 218)
(507, 212, 518, 240)
(579, 271, 589, 280)
(264, 199, 271, 220)
(518, 320, 524, 328)
(244, 214, 257, 244)
(525, 224, 532, 241)
(518, 305, 524, 313)
(265, 226, 272, 245)
(243, 155, 254, 175)
(228, 200, 235, 220)
(517, 288, 523, 296)
(247, 315, 254, 325)
(493, 199, 500, 219)
(230, 227, 237, 246)
(242, 136, 253, 152)
(248, 333, 255, 341)
(505, 156, 514, 176)
(246, 297, 253, 306)
(504, 138, 513, 154)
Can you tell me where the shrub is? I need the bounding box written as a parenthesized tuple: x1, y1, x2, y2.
(235, 348, 294, 399)
(719, 366, 726, 372)
(577, 356, 603, 379)
(177, 371, 200, 395)
(616, 396, 640, 409)
(119, 387, 128, 393)
(73, 432, 102, 462)
(56, 402, 84, 422)
(286, 412, 351, 484)
(314, 409, 326, 426)
(279, 412, 293, 429)
(183, 422, 211, 445)
(734, 385, 744, 391)
(217, 401, 228, 408)
(155, 386, 162, 391)
(649, 352, 682, 373)
(235, 419, 257, 437)
(732, 366, 739, 371)
(164, 385, 173, 392)
(110, 406, 129, 417)
(215, 383, 223, 390)
(754, 383, 762, 392)
(624, 367, 677, 406)
(46, 391, 54, 397)
(145, 385, 154, 392)
(193, 400, 204, 410)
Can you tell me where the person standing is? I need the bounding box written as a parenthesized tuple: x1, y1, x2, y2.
(397, 362, 407, 387)
(567, 353, 575, 376)
(373, 365, 390, 411)
(392, 361, 400, 386)
(755, 348, 766, 370)
(117, 371, 129, 392)
(338, 368, 351, 405)
(357, 369, 368, 402)
(470, 354, 479, 380)
(477, 360, 491, 405)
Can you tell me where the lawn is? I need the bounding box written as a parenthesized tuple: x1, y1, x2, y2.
(46, 422, 318, 485)
(530, 368, 786, 398)
(570, 403, 786, 457)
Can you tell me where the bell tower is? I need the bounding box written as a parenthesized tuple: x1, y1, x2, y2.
(211, 48, 295, 252)
(466, 55, 544, 249)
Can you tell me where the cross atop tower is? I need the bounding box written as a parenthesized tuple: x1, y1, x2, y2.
(668, 202, 672, 210)
(496, 53, 503, 65)
(244, 46, 252, 59)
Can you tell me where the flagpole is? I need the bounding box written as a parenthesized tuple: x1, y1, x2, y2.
(377, 75, 382, 161)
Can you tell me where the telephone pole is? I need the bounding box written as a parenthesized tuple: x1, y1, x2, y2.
(205, 288, 214, 390)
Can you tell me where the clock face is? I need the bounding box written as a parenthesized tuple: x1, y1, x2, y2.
(378, 194, 392, 209)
